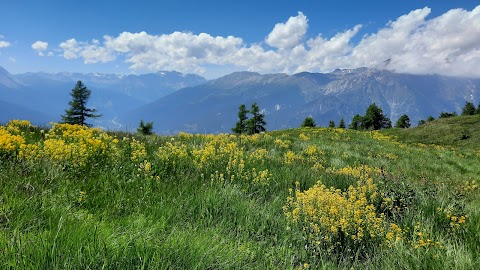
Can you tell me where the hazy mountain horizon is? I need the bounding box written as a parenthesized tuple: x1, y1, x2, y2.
(2, 65, 479, 133)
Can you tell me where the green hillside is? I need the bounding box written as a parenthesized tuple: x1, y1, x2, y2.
(1, 120, 479, 269)
(385, 115, 480, 148)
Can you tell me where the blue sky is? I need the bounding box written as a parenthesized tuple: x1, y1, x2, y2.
(1, 0, 479, 79)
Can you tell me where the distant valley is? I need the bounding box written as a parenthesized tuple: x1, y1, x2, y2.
(1, 66, 479, 133)
(0, 66, 206, 129)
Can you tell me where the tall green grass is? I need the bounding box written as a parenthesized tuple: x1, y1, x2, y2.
(1, 121, 479, 269)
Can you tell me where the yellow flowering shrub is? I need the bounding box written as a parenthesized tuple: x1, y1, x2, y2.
(177, 132, 193, 140)
(333, 165, 381, 179)
(249, 148, 268, 162)
(301, 144, 325, 166)
(156, 141, 190, 172)
(5, 119, 32, 134)
(40, 123, 119, 167)
(371, 131, 396, 142)
(299, 133, 310, 141)
(0, 121, 120, 167)
(284, 151, 301, 164)
(0, 127, 26, 157)
(274, 139, 290, 149)
(284, 178, 402, 255)
(130, 138, 147, 163)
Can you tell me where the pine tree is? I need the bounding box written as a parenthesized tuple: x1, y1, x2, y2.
(349, 114, 363, 130)
(338, 118, 346, 128)
(232, 104, 249, 134)
(439, 111, 457, 118)
(328, 120, 335, 128)
(461, 101, 476, 116)
(427, 116, 435, 122)
(246, 102, 266, 134)
(62, 81, 100, 126)
(137, 120, 154, 135)
(361, 103, 391, 130)
(301, 117, 316, 127)
(395, 114, 411, 128)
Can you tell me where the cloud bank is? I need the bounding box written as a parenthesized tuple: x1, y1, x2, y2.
(56, 5, 480, 78)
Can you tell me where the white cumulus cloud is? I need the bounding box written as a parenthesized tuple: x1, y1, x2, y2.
(32, 41, 48, 51)
(347, 6, 480, 77)
(0, 40, 10, 48)
(32, 41, 49, 56)
(55, 5, 480, 78)
(265, 12, 308, 49)
(59, 38, 115, 63)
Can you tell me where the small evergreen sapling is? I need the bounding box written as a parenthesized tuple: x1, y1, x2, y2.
(301, 117, 316, 128)
(137, 120, 154, 135)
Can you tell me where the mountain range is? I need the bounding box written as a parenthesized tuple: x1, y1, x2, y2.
(1, 66, 479, 133)
(0, 66, 206, 129)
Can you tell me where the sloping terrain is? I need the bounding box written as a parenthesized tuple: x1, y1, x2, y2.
(385, 115, 480, 148)
(1, 119, 478, 269)
(124, 68, 480, 133)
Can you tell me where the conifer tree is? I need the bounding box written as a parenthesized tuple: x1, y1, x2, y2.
(461, 101, 476, 116)
(361, 103, 391, 130)
(395, 114, 411, 128)
(232, 104, 249, 134)
(137, 120, 154, 135)
(439, 111, 457, 118)
(301, 117, 316, 128)
(349, 114, 363, 130)
(246, 102, 266, 134)
(62, 81, 100, 126)
(328, 120, 335, 128)
(338, 118, 346, 128)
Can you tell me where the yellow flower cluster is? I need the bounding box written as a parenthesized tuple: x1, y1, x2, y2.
(41, 123, 119, 167)
(284, 178, 401, 253)
(437, 207, 468, 230)
(301, 144, 325, 165)
(410, 224, 444, 250)
(274, 139, 290, 149)
(371, 131, 396, 142)
(5, 119, 32, 134)
(177, 132, 193, 140)
(284, 151, 300, 164)
(333, 165, 381, 180)
(250, 148, 268, 162)
(156, 141, 189, 170)
(299, 133, 310, 141)
(130, 138, 147, 163)
(461, 180, 478, 194)
(0, 126, 26, 156)
(1, 121, 119, 168)
(78, 191, 87, 203)
(136, 159, 159, 180)
(153, 133, 272, 186)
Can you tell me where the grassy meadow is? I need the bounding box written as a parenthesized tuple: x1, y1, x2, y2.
(1, 117, 479, 269)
